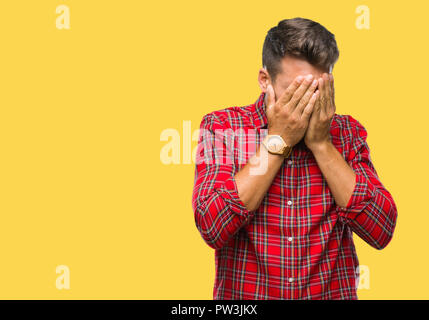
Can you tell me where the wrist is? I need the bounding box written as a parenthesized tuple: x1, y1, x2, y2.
(262, 134, 293, 158)
(266, 130, 294, 147)
(308, 139, 333, 155)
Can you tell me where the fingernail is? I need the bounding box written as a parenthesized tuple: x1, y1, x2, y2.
(306, 74, 314, 81)
(296, 76, 304, 82)
(312, 79, 318, 86)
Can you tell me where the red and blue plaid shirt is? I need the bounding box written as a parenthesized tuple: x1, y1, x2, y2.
(192, 91, 397, 299)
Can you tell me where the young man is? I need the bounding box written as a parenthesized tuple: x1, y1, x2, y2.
(192, 17, 397, 299)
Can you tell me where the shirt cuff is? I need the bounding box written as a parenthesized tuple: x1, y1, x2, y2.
(335, 173, 377, 221)
(220, 175, 254, 220)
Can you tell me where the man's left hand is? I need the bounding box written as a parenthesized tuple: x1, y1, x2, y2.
(304, 73, 336, 151)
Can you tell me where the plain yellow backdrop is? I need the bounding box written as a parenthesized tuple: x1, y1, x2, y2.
(0, 0, 426, 299)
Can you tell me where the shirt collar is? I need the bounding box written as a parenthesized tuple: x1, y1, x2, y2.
(252, 91, 268, 129)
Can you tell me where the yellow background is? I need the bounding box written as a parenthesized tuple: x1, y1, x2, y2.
(0, 0, 426, 299)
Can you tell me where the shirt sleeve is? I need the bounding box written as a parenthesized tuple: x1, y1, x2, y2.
(192, 113, 255, 250)
(335, 116, 398, 250)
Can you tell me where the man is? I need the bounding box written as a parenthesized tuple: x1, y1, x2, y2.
(191, 17, 397, 299)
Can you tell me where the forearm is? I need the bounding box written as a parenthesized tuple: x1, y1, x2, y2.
(193, 148, 283, 248)
(235, 145, 284, 211)
(309, 141, 356, 208)
(309, 140, 397, 249)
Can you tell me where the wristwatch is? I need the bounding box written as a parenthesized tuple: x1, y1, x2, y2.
(262, 135, 293, 158)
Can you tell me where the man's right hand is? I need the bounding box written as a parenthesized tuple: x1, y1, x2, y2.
(265, 74, 319, 147)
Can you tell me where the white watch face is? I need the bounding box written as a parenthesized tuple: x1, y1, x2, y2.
(267, 136, 285, 153)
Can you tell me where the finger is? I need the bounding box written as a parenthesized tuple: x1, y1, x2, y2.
(265, 84, 276, 108)
(277, 75, 305, 106)
(314, 89, 321, 119)
(286, 74, 315, 112)
(322, 73, 331, 114)
(301, 89, 319, 122)
(318, 77, 326, 117)
(329, 73, 335, 109)
(294, 78, 318, 116)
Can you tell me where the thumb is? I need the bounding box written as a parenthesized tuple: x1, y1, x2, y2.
(265, 84, 275, 108)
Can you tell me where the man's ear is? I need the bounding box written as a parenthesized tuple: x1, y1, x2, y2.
(258, 67, 271, 93)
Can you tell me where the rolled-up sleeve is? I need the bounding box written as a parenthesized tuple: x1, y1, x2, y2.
(335, 116, 398, 250)
(192, 113, 255, 250)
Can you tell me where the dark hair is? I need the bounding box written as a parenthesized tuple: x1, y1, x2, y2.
(262, 17, 339, 83)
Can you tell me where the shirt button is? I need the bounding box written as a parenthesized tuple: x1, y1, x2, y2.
(288, 277, 294, 283)
(287, 200, 292, 206)
(287, 237, 293, 242)
(287, 160, 293, 165)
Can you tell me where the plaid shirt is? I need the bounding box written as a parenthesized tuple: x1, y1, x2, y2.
(192, 91, 397, 300)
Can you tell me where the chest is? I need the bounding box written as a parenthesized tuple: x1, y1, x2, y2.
(246, 148, 343, 237)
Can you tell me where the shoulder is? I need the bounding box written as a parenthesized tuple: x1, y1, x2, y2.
(332, 114, 371, 162)
(199, 103, 255, 131)
(332, 113, 368, 141)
